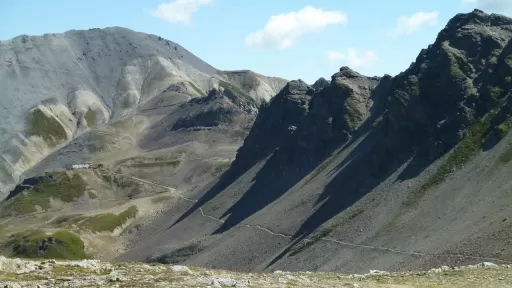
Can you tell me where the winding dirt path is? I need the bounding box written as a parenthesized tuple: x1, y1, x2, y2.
(126, 175, 510, 264)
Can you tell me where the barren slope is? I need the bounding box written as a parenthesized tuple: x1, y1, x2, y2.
(0, 27, 286, 197)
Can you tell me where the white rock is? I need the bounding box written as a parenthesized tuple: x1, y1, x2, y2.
(66, 259, 100, 269)
(170, 265, 193, 274)
(0, 257, 38, 274)
(369, 269, 388, 275)
(349, 284, 361, 288)
(467, 262, 499, 269)
(480, 262, 498, 268)
(428, 268, 443, 273)
(207, 277, 238, 287)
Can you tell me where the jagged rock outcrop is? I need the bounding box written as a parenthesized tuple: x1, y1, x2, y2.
(389, 9, 512, 159)
(171, 88, 257, 131)
(311, 77, 330, 91)
(227, 80, 314, 179)
(273, 67, 388, 168)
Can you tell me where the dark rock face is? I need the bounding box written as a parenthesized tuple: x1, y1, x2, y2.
(388, 10, 512, 159)
(312, 77, 330, 91)
(171, 88, 256, 131)
(227, 80, 314, 178)
(5, 174, 55, 200)
(268, 67, 385, 169)
(163, 83, 188, 94)
(225, 65, 392, 181)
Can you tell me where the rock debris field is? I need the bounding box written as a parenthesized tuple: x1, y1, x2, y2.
(1, 256, 512, 287)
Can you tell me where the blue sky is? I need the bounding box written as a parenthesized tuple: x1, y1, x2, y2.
(1, 0, 512, 83)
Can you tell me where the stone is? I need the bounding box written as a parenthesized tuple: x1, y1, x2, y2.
(66, 259, 100, 269)
(170, 265, 193, 274)
(207, 277, 238, 287)
(3, 283, 22, 288)
(478, 262, 499, 268)
(369, 269, 388, 275)
(312, 77, 330, 91)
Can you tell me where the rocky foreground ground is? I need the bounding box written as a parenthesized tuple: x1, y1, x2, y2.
(0, 257, 511, 287)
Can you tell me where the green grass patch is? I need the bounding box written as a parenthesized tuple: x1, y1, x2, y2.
(50, 214, 87, 228)
(3, 172, 87, 215)
(489, 86, 504, 99)
(495, 118, 512, 139)
(25, 108, 68, 147)
(407, 109, 498, 207)
(442, 42, 467, 80)
(506, 57, 512, 68)
(82, 206, 138, 232)
(6, 230, 88, 260)
(499, 142, 512, 164)
(344, 98, 365, 130)
(84, 109, 97, 127)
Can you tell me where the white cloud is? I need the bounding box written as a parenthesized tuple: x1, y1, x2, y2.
(389, 11, 439, 37)
(462, 0, 512, 10)
(150, 0, 213, 24)
(327, 49, 378, 68)
(245, 6, 348, 49)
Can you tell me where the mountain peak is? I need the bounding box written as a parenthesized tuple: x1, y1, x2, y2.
(281, 80, 315, 96)
(442, 8, 512, 37)
(312, 77, 330, 91)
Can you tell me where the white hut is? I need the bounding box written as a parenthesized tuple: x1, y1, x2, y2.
(71, 163, 91, 170)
